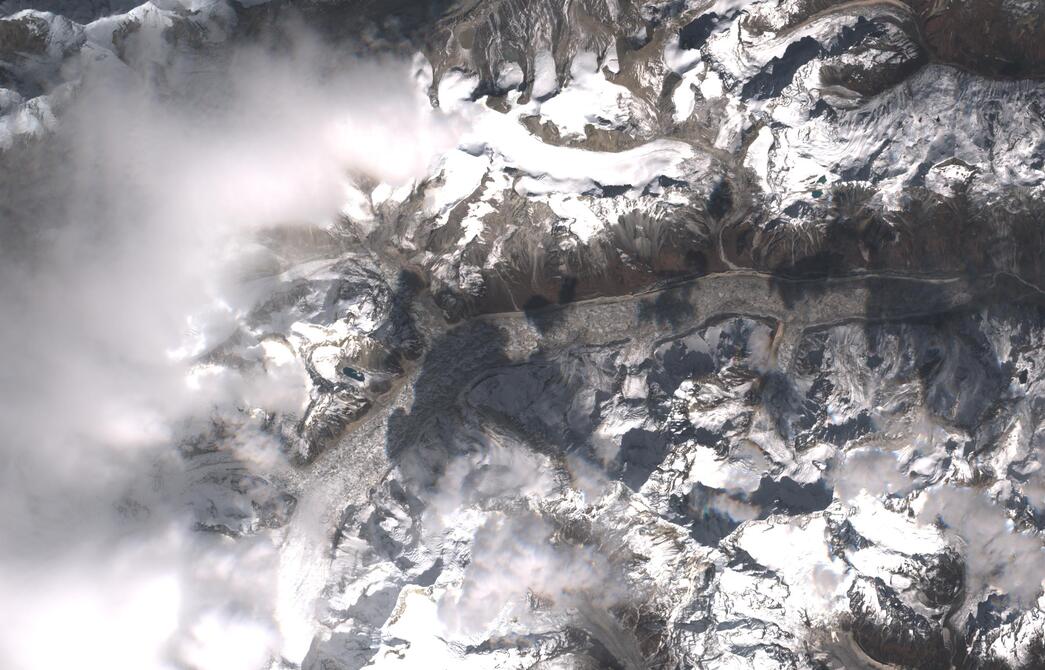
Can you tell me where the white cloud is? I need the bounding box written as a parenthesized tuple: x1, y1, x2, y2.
(0, 22, 466, 670)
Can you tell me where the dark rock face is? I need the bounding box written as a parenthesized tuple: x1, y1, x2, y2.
(906, 0, 1045, 79)
(916, 548, 965, 610)
(848, 577, 949, 669)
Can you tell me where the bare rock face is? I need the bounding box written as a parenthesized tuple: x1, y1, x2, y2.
(2, 0, 1045, 669)
(906, 0, 1045, 79)
(848, 576, 949, 669)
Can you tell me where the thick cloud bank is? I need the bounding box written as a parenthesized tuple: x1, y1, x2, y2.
(0, 15, 460, 670)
